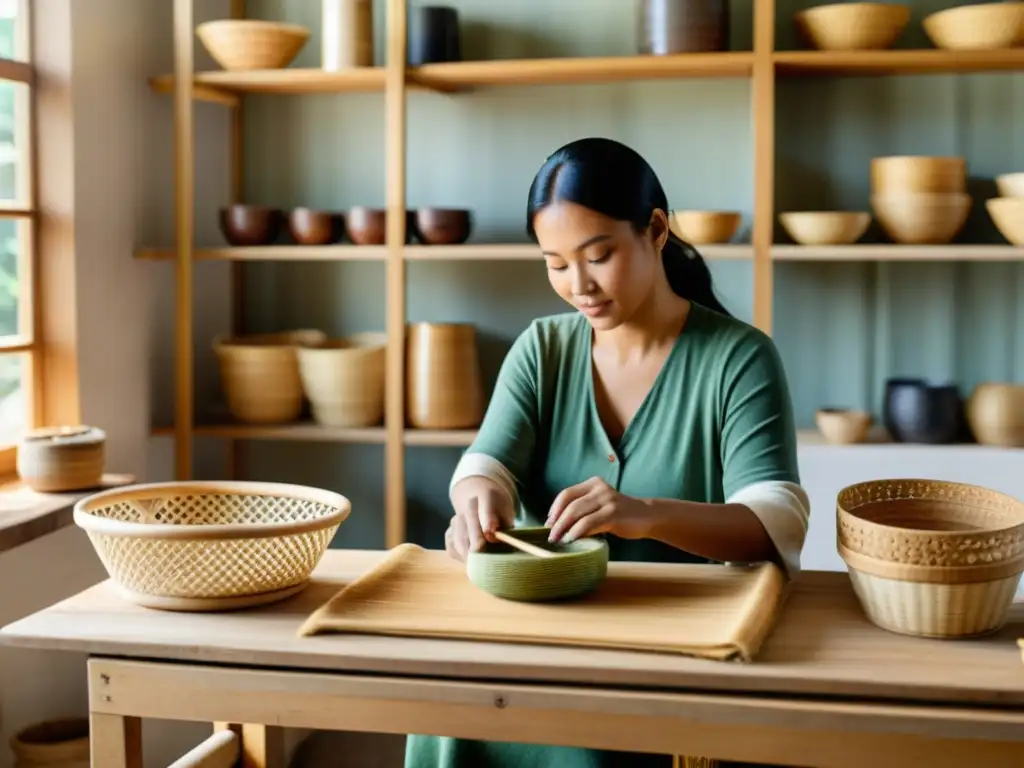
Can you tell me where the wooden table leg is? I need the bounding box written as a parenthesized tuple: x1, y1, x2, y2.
(90, 712, 142, 768)
(216, 722, 285, 768)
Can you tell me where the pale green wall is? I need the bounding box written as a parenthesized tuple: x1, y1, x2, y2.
(226, 0, 1023, 549)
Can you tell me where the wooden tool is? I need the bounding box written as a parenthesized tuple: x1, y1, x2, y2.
(494, 530, 558, 558)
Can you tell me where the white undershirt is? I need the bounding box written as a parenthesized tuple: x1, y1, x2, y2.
(449, 451, 810, 581)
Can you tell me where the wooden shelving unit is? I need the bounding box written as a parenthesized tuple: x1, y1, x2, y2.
(152, 0, 1024, 549)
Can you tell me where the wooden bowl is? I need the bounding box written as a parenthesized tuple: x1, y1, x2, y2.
(197, 20, 310, 71)
(668, 210, 742, 244)
(466, 527, 609, 602)
(966, 382, 1024, 447)
(794, 2, 911, 50)
(219, 205, 282, 246)
(996, 172, 1024, 198)
(922, 2, 1024, 51)
(986, 197, 1024, 245)
(836, 478, 1024, 638)
(288, 208, 345, 245)
(870, 156, 966, 194)
(414, 207, 472, 245)
(779, 211, 871, 245)
(815, 408, 873, 444)
(346, 206, 386, 245)
(870, 192, 971, 244)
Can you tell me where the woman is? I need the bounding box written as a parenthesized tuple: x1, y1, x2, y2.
(405, 137, 810, 768)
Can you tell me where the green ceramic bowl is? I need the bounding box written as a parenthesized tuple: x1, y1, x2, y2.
(466, 526, 609, 602)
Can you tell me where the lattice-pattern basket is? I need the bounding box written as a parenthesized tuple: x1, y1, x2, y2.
(74, 481, 350, 612)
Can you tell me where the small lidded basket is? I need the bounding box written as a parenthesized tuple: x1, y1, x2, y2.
(74, 480, 350, 611)
(17, 426, 106, 493)
(837, 479, 1024, 638)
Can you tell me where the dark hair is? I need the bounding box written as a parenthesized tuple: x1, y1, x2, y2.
(526, 137, 730, 316)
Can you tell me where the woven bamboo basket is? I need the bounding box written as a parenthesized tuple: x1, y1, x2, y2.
(10, 718, 89, 768)
(922, 2, 1024, 51)
(815, 408, 873, 444)
(297, 332, 387, 427)
(794, 3, 911, 51)
(197, 20, 310, 71)
(16, 426, 105, 493)
(779, 211, 871, 245)
(837, 478, 1024, 638)
(213, 330, 326, 424)
(74, 480, 350, 611)
(406, 322, 484, 430)
(668, 210, 741, 244)
(870, 192, 971, 244)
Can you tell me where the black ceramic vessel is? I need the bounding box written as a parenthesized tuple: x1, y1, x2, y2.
(882, 378, 964, 444)
(409, 6, 461, 65)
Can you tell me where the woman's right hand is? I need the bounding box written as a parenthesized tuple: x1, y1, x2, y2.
(445, 476, 515, 562)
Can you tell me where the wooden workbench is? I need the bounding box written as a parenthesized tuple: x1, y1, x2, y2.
(2, 549, 1023, 767)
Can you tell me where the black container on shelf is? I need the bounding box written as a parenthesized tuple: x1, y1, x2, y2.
(638, 0, 730, 55)
(409, 5, 461, 65)
(882, 378, 964, 444)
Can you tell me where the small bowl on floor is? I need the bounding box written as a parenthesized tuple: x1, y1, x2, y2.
(466, 527, 609, 602)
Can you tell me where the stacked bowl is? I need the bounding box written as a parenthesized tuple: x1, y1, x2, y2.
(837, 478, 1024, 638)
(987, 173, 1024, 246)
(870, 156, 971, 244)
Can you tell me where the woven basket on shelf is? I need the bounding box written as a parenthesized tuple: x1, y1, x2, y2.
(74, 480, 350, 611)
(297, 332, 387, 427)
(197, 20, 310, 71)
(213, 330, 326, 424)
(794, 2, 911, 51)
(837, 478, 1024, 638)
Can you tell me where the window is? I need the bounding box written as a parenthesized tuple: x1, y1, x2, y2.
(0, 0, 36, 477)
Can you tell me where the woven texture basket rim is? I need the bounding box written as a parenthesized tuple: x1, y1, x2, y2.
(73, 480, 350, 540)
(836, 477, 1024, 537)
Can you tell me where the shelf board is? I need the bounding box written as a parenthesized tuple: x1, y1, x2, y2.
(407, 52, 754, 90)
(135, 245, 387, 262)
(774, 48, 1024, 77)
(150, 67, 388, 102)
(773, 244, 1024, 261)
(405, 243, 751, 260)
(151, 424, 476, 447)
(797, 428, 1024, 454)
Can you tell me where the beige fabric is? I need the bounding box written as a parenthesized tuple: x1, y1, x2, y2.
(299, 544, 788, 663)
(451, 453, 810, 581)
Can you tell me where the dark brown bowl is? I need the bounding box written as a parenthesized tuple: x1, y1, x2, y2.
(219, 205, 282, 246)
(346, 206, 386, 245)
(288, 208, 345, 245)
(415, 207, 472, 245)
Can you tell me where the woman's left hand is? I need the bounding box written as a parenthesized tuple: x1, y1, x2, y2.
(545, 477, 653, 543)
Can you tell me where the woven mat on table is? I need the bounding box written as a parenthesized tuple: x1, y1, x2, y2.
(299, 543, 788, 662)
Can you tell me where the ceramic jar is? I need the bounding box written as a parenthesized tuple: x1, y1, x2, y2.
(966, 382, 1024, 447)
(882, 378, 963, 444)
(638, 0, 730, 55)
(408, 5, 461, 65)
(322, 0, 374, 69)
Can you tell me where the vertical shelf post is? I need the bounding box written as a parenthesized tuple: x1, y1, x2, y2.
(226, 0, 247, 480)
(172, 0, 195, 479)
(384, 0, 409, 548)
(751, 0, 776, 334)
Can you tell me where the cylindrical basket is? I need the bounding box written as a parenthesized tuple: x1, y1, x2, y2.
(74, 480, 351, 611)
(406, 322, 484, 430)
(297, 332, 387, 427)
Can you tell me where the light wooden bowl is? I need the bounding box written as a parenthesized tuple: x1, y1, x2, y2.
(815, 408, 873, 444)
(779, 211, 871, 245)
(986, 196, 1024, 246)
(870, 192, 971, 244)
(16, 426, 106, 493)
(668, 210, 742, 244)
(74, 480, 350, 611)
(966, 382, 1024, 447)
(213, 330, 326, 424)
(922, 2, 1024, 51)
(197, 20, 310, 71)
(297, 332, 387, 428)
(794, 2, 911, 50)
(836, 478, 1024, 638)
(870, 155, 966, 194)
(466, 527, 609, 602)
(995, 172, 1024, 198)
